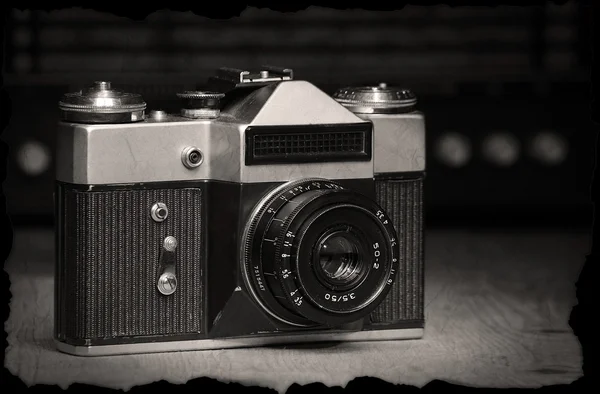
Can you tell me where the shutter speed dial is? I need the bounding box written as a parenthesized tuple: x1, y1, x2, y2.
(176, 91, 225, 119)
(332, 84, 417, 114)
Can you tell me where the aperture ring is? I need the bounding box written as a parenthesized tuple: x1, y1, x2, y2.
(242, 179, 344, 327)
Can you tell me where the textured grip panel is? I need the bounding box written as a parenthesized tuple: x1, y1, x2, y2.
(56, 185, 203, 341)
(371, 178, 424, 323)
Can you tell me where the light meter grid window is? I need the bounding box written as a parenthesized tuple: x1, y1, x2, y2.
(253, 132, 364, 157)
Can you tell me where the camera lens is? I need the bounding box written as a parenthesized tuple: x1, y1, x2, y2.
(315, 231, 366, 289)
(242, 178, 399, 328)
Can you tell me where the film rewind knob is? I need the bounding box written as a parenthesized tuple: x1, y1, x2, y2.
(58, 81, 147, 124)
(176, 91, 225, 119)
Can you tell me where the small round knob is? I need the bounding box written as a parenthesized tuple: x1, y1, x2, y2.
(181, 146, 203, 169)
(163, 236, 178, 252)
(157, 273, 177, 296)
(176, 91, 225, 119)
(151, 202, 169, 222)
(94, 81, 111, 90)
(148, 110, 167, 120)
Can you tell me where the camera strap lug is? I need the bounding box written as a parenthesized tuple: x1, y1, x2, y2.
(157, 236, 178, 296)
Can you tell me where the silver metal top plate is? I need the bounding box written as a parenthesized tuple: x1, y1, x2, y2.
(56, 79, 425, 185)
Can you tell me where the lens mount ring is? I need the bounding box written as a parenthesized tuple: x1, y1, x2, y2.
(242, 178, 399, 327)
(275, 199, 398, 325)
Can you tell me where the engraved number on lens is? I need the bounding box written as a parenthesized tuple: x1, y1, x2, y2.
(386, 268, 396, 285)
(375, 210, 388, 224)
(253, 266, 265, 291)
(324, 292, 356, 302)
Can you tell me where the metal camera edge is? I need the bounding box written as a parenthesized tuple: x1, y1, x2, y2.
(53, 66, 426, 356)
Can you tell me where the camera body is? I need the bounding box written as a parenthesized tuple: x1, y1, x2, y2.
(54, 66, 426, 356)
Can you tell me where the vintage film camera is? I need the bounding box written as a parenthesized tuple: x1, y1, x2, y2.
(54, 66, 425, 356)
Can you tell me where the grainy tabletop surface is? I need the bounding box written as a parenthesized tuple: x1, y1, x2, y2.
(4, 227, 588, 392)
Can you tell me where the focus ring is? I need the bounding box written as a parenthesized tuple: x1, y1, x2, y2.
(241, 179, 335, 327)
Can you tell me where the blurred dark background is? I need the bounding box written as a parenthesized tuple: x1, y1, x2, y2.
(2, 4, 595, 229)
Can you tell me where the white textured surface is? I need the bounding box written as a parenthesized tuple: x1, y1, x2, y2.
(5, 228, 586, 392)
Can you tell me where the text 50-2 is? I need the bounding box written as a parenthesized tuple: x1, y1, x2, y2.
(325, 293, 356, 302)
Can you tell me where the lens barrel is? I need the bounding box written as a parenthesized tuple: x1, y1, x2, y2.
(242, 179, 399, 327)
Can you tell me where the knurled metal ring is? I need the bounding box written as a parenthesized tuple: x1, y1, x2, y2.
(176, 91, 225, 100)
(334, 99, 417, 108)
(336, 98, 417, 105)
(58, 102, 147, 113)
(333, 90, 417, 105)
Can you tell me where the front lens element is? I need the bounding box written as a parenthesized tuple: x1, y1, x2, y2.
(316, 231, 364, 287)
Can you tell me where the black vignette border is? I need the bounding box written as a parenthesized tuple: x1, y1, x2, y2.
(0, 1, 596, 393)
